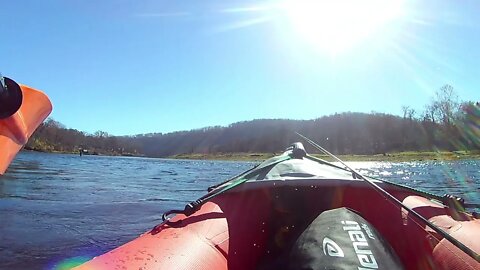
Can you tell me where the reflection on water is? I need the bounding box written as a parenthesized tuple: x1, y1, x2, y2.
(347, 160, 480, 204)
(0, 151, 479, 269)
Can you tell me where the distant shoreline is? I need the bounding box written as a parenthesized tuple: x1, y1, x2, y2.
(170, 151, 480, 162)
(22, 149, 480, 162)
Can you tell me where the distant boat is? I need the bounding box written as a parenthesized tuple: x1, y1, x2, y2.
(78, 149, 100, 156)
(79, 149, 88, 156)
(74, 142, 480, 270)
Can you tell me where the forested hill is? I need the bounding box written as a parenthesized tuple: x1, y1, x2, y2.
(26, 103, 480, 157)
(123, 107, 480, 156)
(25, 85, 479, 157)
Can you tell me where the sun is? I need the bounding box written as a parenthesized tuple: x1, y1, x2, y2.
(281, 0, 405, 55)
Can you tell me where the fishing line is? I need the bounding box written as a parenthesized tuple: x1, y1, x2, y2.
(296, 132, 480, 263)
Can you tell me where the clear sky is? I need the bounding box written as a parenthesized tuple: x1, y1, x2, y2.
(2, 0, 479, 135)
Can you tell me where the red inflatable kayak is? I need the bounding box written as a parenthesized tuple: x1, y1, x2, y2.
(75, 143, 479, 270)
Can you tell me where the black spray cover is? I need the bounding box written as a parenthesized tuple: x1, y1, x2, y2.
(0, 76, 23, 119)
(288, 207, 404, 270)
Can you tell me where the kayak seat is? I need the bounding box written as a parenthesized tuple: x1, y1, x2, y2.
(257, 186, 405, 269)
(257, 185, 339, 269)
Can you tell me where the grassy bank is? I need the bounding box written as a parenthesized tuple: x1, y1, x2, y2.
(170, 151, 480, 162)
(22, 147, 140, 157)
(170, 153, 276, 162)
(24, 148, 480, 162)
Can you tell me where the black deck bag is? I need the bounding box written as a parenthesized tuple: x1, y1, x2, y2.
(287, 207, 404, 270)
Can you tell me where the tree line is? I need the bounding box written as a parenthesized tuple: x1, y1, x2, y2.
(25, 121, 141, 156)
(25, 85, 479, 156)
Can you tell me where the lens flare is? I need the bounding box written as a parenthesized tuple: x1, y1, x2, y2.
(51, 256, 91, 270)
(282, 0, 405, 55)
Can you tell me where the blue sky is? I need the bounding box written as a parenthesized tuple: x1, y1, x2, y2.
(2, 0, 479, 135)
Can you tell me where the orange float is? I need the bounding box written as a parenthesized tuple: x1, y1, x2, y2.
(0, 76, 52, 174)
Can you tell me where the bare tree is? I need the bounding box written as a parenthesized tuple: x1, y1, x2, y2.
(402, 105, 416, 121)
(433, 84, 460, 125)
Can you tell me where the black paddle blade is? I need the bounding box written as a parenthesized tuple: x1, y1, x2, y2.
(0, 76, 23, 119)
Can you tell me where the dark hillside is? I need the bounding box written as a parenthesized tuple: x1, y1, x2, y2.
(26, 85, 480, 157)
(128, 112, 442, 157)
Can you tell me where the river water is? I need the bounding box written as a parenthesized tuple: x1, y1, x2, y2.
(0, 151, 479, 269)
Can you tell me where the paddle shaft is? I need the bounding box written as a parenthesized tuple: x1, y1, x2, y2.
(297, 133, 480, 263)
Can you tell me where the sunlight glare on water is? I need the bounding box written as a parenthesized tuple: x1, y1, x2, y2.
(345, 160, 480, 204)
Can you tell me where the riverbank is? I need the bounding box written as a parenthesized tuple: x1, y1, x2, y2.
(23, 148, 480, 162)
(170, 150, 480, 162)
(23, 147, 140, 157)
